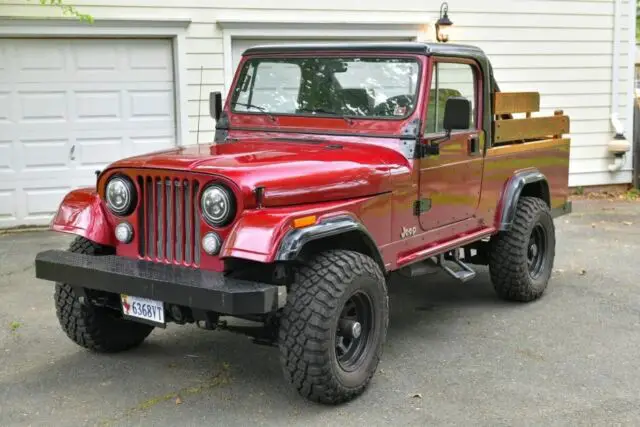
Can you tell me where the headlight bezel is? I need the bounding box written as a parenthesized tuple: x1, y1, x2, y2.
(105, 175, 137, 216)
(200, 183, 236, 227)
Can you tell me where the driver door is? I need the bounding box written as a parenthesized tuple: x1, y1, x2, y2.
(418, 60, 484, 231)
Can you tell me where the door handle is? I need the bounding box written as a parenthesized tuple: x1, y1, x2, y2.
(467, 136, 479, 155)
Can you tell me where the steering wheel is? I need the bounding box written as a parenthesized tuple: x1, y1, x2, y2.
(373, 94, 415, 116)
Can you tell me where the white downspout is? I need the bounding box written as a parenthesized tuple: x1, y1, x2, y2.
(608, 0, 631, 172)
(625, 0, 637, 170)
(611, 0, 621, 121)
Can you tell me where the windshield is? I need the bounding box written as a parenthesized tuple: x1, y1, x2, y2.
(230, 56, 420, 119)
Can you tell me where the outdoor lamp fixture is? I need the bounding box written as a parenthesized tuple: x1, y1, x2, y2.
(435, 2, 453, 42)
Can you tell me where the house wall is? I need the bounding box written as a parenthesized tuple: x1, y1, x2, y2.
(1, 0, 636, 188)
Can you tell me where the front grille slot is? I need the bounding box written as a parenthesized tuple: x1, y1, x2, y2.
(137, 175, 200, 266)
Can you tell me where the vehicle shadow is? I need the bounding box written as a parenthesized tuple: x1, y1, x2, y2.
(0, 266, 522, 424)
(386, 267, 511, 335)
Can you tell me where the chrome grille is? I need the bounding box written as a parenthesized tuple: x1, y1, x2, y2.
(137, 175, 200, 266)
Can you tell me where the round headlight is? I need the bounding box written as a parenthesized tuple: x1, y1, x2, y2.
(200, 185, 235, 226)
(106, 176, 135, 215)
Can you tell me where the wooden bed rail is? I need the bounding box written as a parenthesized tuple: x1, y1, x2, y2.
(493, 92, 570, 143)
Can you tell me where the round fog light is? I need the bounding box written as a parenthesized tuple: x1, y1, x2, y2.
(202, 232, 222, 255)
(115, 222, 133, 243)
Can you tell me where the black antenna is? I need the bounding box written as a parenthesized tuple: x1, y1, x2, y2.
(196, 65, 203, 145)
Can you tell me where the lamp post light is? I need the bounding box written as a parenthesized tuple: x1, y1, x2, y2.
(435, 2, 453, 43)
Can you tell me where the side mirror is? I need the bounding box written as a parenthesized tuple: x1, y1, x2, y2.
(209, 91, 222, 121)
(443, 97, 471, 132)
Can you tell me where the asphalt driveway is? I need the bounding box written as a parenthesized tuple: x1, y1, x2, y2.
(1, 199, 639, 426)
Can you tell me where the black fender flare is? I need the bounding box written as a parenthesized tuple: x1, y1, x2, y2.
(498, 169, 550, 231)
(274, 214, 385, 271)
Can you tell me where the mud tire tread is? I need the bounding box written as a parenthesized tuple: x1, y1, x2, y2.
(54, 236, 154, 353)
(278, 250, 388, 405)
(489, 196, 556, 302)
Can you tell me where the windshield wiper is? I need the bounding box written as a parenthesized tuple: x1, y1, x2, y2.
(231, 102, 276, 121)
(297, 108, 354, 125)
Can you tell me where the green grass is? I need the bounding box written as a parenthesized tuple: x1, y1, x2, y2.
(625, 188, 639, 201)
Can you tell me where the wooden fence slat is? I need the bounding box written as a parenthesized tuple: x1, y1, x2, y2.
(494, 92, 540, 115)
(494, 115, 570, 143)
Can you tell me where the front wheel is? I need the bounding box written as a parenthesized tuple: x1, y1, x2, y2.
(488, 196, 556, 302)
(55, 236, 154, 353)
(278, 250, 389, 404)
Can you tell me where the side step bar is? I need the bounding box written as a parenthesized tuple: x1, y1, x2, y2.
(438, 252, 476, 282)
(398, 249, 477, 282)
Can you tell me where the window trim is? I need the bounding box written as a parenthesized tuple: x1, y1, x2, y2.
(422, 56, 483, 136)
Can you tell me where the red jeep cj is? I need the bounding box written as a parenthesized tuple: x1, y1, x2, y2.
(35, 42, 571, 404)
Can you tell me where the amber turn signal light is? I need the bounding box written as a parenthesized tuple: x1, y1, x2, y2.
(292, 215, 317, 229)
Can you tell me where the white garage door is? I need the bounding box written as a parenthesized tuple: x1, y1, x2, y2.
(231, 37, 415, 77)
(0, 38, 176, 228)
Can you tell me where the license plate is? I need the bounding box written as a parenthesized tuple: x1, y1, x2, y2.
(121, 294, 165, 325)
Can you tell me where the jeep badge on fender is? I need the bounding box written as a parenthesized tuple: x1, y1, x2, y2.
(35, 41, 571, 406)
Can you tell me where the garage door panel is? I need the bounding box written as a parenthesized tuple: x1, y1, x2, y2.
(0, 91, 10, 122)
(129, 90, 174, 120)
(76, 137, 124, 167)
(15, 40, 66, 72)
(7, 81, 175, 92)
(1, 38, 177, 227)
(0, 190, 16, 224)
(4, 124, 174, 141)
(127, 41, 174, 73)
(7, 39, 174, 83)
(75, 90, 122, 121)
(0, 42, 7, 71)
(72, 40, 119, 72)
(21, 138, 71, 170)
(0, 141, 11, 172)
(23, 185, 72, 220)
(18, 91, 68, 122)
(129, 136, 174, 156)
(9, 164, 72, 182)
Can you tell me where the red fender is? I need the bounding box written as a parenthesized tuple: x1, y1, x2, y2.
(50, 187, 116, 247)
(220, 196, 383, 264)
(221, 208, 291, 263)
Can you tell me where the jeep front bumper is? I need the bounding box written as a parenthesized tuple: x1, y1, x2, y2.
(35, 250, 283, 315)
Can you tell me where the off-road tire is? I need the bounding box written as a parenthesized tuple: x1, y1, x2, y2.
(489, 196, 556, 302)
(54, 236, 154, 353)
(278, 250, 389, 405)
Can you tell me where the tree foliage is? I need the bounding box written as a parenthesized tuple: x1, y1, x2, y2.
(34, 0, 93, 22)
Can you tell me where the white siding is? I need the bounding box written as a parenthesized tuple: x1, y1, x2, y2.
(1, 0, 636, 187)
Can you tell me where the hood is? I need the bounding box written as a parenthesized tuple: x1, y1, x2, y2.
(107, 137, 409, 207)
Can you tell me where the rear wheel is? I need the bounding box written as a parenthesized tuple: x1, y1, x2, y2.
(488, 196, 556, 302)
(278, 250, 389, 404)
(54, 236, 154, 353)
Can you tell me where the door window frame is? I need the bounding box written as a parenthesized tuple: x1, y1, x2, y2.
(422, 56, 483, 138)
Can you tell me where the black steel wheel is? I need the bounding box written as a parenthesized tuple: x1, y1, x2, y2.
(279, 250, 389, 405)
(488, 196, 556, 302)
(527, 223, 548, 280)
(335, 291, 374, 372)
